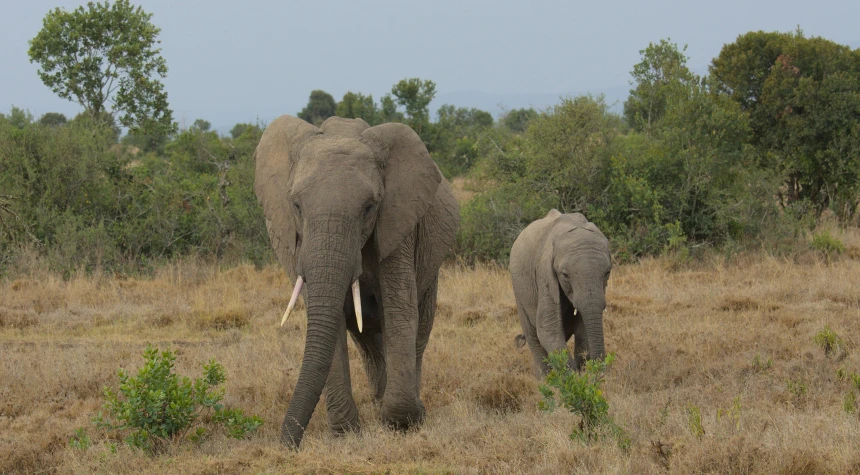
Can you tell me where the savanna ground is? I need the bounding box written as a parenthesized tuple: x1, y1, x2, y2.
(2, 230, 860, 474)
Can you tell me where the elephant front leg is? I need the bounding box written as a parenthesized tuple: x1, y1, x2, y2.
(324, 320, 359, 435)
(379, 238, 424, 430)
(350, 329, 386, 403)
(535, 295, 576, 372)
(414, 277, 438, 400)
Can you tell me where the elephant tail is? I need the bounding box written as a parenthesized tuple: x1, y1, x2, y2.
(514, 334, 527, 349)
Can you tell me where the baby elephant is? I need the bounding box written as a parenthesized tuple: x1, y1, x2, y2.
(509, 210, 611, 376)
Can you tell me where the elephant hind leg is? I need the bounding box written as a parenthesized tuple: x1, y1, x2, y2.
(324, 320, 359, 435)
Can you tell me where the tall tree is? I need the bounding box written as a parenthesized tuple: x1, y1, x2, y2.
(336, 92, 379, 124)
(391, 78, 436, 136)
(297, 90, 337, 126)
(502, 108, 538, 133)
(379, 94, 404, 123)
(28, 0, 176, 137)
(39, 112, 67, 127)
(623, 39, 695, 135)
(428, 105, 495, 176)
(711, 29, 860, 219)
(191, 119, 212, 132)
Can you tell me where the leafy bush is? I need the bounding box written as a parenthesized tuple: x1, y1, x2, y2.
(811, 230, 845, 257)
(69, 428, 91, 451)
(813, 325, 843, 356)
(538, 350, 627, 446)
(686, 405, 705, 438)
(93, 345, 262, 453)
(460, 90, 781, 263)
(0, 116, 272, 276)
(837, 368, 860, 416)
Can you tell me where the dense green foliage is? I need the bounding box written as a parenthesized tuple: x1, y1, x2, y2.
(297, 90, 337, 126)
(28, 0, 175, 138)
(93, 345, 262, 452)
(624, 39, 695, 135)
(426, 105, 495, 177)
(3, 25, 858, 275)
(710, 28, 860, 220)
(458, 31, 857, 263)
(391, 78, 437, 137)
(0, 113, 269, 275)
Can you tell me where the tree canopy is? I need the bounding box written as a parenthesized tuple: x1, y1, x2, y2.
(710, 29, 860, 219)
(391, 78, 437, 136)
(623, 39, 695, 135)
(28, 0, 176, 137)
(297, 90, 337, 126)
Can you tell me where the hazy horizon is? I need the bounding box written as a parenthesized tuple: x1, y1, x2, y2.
(2, 0, 858, 133)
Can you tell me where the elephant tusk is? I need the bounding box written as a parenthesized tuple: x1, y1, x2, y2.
(574, 308, 578, 316)
(352, 280, 363, 333)
(280, 276, 303, 326)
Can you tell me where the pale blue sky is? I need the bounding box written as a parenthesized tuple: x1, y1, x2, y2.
(2, 0, 858, 132)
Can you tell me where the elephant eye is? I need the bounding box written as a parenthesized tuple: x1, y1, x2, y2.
(561, 271, 570, 280)
(363, 202, 375, 218)
(293, 201, 301, 217)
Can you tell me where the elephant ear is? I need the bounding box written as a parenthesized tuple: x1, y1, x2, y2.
(361, 123, 442, 261)
(254, 115, 320, 270)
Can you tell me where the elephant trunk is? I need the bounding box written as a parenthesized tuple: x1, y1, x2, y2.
(281, 217, 358, 449)
(581, 301, 605, 361)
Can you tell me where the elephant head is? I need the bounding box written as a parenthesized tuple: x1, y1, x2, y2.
(254, 115, 442, 448)
(545, 215, 611, 364)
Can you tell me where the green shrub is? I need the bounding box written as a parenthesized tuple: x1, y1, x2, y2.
(460, 91, 782, 263)
(844, 391, 857, 414)
(813, 325, 843, 356)
(752, 353, 773, 372)
(538, 350, 627, 446)
(93, 345, 262, 453)
(811, 230, 845, 257)
(69, 428, 91, 451)
(686, 405, 705, 438)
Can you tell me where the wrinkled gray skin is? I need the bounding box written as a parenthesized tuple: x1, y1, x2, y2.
(509, 210, 611, 376)
(255, 115, 459, 449)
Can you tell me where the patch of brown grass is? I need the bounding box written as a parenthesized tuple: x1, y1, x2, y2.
(1, 247, 860, 473)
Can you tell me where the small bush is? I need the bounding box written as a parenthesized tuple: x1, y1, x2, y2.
(813, 325, 843, 356)
(837, 368, 860, 416)
(686, 405, 705, 438)
(811, 230, 845, 257)
(93, 345, 262, 453)
(844, 391, 857, 414)
(69, 428, 91, 451)
(539, 350, 627, 446)
(752, 353, 773, 372)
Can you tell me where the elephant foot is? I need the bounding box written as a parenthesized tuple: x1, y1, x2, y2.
(326, 396, 360, 436)
(327, 410, 360, 436)
(381, 399, 426, 430)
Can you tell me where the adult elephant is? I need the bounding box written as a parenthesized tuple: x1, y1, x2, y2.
(509, 210, 610, 376)
(255, 115, 458, 449)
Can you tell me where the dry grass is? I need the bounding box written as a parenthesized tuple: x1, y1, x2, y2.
(2, 249, 860, 474)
